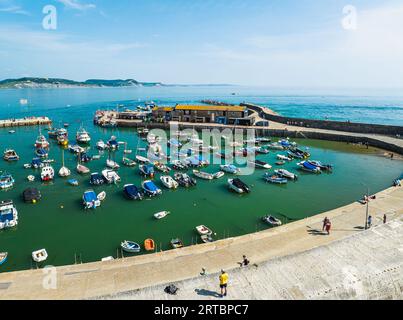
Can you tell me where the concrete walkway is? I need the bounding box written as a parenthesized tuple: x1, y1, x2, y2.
(0, 186, 402, 300)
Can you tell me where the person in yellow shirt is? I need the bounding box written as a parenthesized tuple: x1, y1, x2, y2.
(219, 270, 229, 297)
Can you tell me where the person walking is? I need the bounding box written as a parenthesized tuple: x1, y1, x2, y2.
(383, 214, 387, 224)
(325, 220, 332, 235)
(322, 217, 329, 231)
(240, 255, 250, 267)
(368, 215, 373, 228)
(219, 270, 229, 298)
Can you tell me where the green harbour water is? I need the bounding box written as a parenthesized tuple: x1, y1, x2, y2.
(0, 87, 402, 273)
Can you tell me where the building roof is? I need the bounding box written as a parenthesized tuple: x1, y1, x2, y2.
(175, 105, 246, 112)
(152, 107, 174, 112)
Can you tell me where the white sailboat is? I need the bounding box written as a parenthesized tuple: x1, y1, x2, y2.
(58, 150, 71, 177)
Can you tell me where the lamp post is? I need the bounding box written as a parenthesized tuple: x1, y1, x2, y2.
(363, 184, 369, 230)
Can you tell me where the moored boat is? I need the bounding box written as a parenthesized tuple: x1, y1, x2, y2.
(96, 140, 107, 150)
(193, 170, 214, 180)
(139, 164, 155, 178)
(160, 175, 179, 189)
(262, 215, 283, 227)
(97, 191, 106, 202)
(154, 211, 170, 220)
(248, 159, 272, 170)
(27, 175, 35, 182)
(142, 180, 162, 197)
(35, 148, 49, 158)
(23, 188, 41, 203)
(3, 149, 19, 162)
(83, 190, 101, 209)
(90, 172, 105, 185)
(173, 173, 197, 187)
(121, 240, 141, 253)
(76, 128, 91, 144)
(0, 172, 15, 190)
(0, 200, 18, 230)
(308, 160, 333, 172)
(122, 157, 137, 167)
(275, 169, 298, 180)
(263, 174, 288, 185)
(135, 155, 150, 164)
(102, 169, 121, 184)
(277, 154, 292, 161)
(41, 165, 55, 182)
(0, 252, 8, 265)
(228, 178, 250, 194)
(196, 225, 213, 236)
(213, 171, 225, 179)
(154, 161, 171, 173)
(32, 249, 48, 263)
(144, 239, 155, 252)
(35, 134, 50, 149)
(297, 161, 322, 174)
(106, 159, 120, 170)
(68, 179, 79, 186)
(58, 150, 71, 177)
(170, 238, 184, 249)
(77, 164, 90, 175)
(123, 184, 143, 200)
(220, 164, 240, 174)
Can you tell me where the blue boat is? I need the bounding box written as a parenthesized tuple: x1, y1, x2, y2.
(80, 153, 92, 163)
(263, 173, 288, 185)
(82, 190, 101, 209)
(0, 200, 18, 230)
(107, 138, 119, 150)
(90, 173, 105, 186)
(0, 252, 7, 266)
(287, 150, 304, 159)
(35, 148, 48, 158)
(31, 158, 43, 169)
(139, 164, 155, 177)
(123, 184, 143, 200)
(308, 160, 333, 172)
(0, 173, 15, 190)
(121, 240, 141, 253)
(68, 179, 79, 186)
(297, 161, 321, 174)
(142, 180, 162, 197)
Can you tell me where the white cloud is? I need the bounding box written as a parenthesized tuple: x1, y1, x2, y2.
(0, 1, 30, 15)
(57, 0, 96, 11)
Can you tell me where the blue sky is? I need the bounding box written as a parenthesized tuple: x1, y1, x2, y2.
(1, 0, 403, 87)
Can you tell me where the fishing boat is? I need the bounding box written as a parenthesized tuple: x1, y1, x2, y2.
(275, 169, 298, 180)
(154, 161, 171, 173)
(220, 164, 240, 174)
(122, 157, 137, 167)
(0, 252, 7, 265)
(263, 174, 288, 185)
(35, 134, 50, 149)
(144, 239, 155, 252)
(102, 169, 121, 184)
(193, 170, 214, 180)
(196, 225, 213, 236)
(83, 190, 101, 209)
(107, 136, 119, 150)
(139, 164, 155, 178)
(170, 238, 184, 249)
(121, 241, 141, 253)
(171, 160, 188, 170)
(58, 150, 71, 177)
(262, 215, 283, 227)
(76, 128, 91, 144)
(248, 160, 272, 170)
(297, 161, 322, 174)
(41, 165, 55, 182)
(154, 211, 170, 220)
(68, 179, 79, 186)
(35, 148, 49, 158)
(277, 154, 292, 161)
(32, 249, 48, 263)
(0, 173, 15, 190)
(228, 178, 250, 194)
(90, 173, 105, 186)
(174, 173, 197, 187)
(97, 191, 106, 202)
(123, 184, 143, 200)
(27, 175, 35, 182)
(308, 160, 333, 172)
(96, 140, 107, 150)
(213, 171, 225, 179)
(136, 155, 150, 164)
(23, 188, 41, 203)
(3, 149, 19, 162)
(160, 175, 179, 189)
(0, 200, 18, 230)
(142, 180, 162, 197)
(57, 134, 69, 147)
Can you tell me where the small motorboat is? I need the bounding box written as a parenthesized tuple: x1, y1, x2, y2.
(142, 180, 162, 197)
(68, 179, 79, 186)
(107, 137, 119, 150)
(174, 173, 197, 187)
(77, 164, 90, 175)
(69, 144, 85, 154)
(23, 188, 41, 203)
(201, 235, 214, 243)
(0, 200, 18, 230)
(256, 147, 270, 154)
(57, 134, 69, 147)
(144, 239, 156, 252)
(297, 161, 321, 174)
(121, 240, 141, 253)
(262, 215, 283, 227)
(122, 157, 137, 167)
(27, 175, 35, 182)
(3, 149, 19, 162)
(275, 169, 298, 180)
(263, 174, 288, 185)
(135, 155, 150, 164)
(8, 130, 16, 134)
(248, 160, 272, 170)
(160, 175, 179, 189)
(31, 158, 44, 169)
(196, 225, 213, 236)
(154, 211, 170, 220)
(154, 161, 171, 173)
(193, 170, 214, 180)
(276, 161, 286, 166)
(139, 164, 155, 178)
(308, 160, 333, 172)
(123, 184, 143, 200)
(287, 150, 305, 160)
(171, 160, 188, 170)
(35, 148, 49, 158)
(96, 140, 107, 150)
(277, 154, 292, 161)
(220, 164, 240, 174)
(80, 153, 93, 163)
(90, 173, 105, 185)
(213, 171, 225, 179)
(106, 159, 120, 170)
(83, 190, 101, 209)
(0, 252, 8, 266)
(0, 173, 15, 190)
(102, 169, 121, 184)
(41, 165, 55, 182)
(97, 191, 106, 202)
(76, 128, 91, 144)
(32, 249, 48, 263)
(170, 238, 184, 249)
(267, 143, 285, 150)
(35, 134, 50, 149)
(228, 178, 250, 194)
(101, 256, 114, 262)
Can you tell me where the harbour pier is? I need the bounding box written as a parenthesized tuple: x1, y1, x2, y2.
(0, 116, 52, 128)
